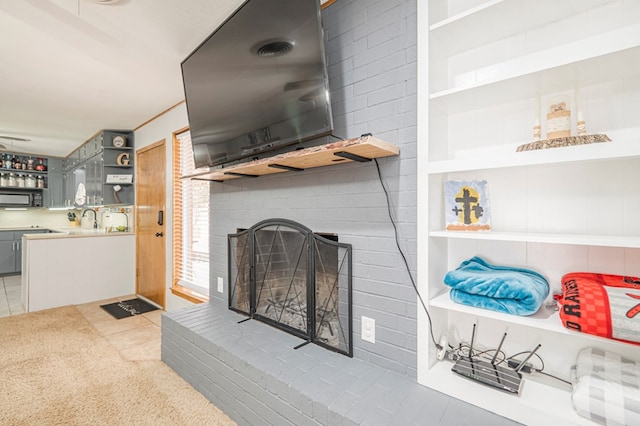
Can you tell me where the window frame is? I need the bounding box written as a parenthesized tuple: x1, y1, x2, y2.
(171, 127, 210, 303)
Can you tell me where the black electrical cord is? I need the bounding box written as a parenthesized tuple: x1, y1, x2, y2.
(475, 348, 507, 364)
(374, 158, 441, 350)
(506, 350, 545, 370)
(506, 351, 572, 385)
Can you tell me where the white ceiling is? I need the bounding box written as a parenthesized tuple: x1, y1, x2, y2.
(0, 0, 246, 157)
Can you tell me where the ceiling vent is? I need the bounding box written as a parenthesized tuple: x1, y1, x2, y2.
(255, 41, 294, 57)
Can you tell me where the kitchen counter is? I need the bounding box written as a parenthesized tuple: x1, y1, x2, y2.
(21, 230, 135, 312)
(29, 227, 134, 238)
(0, 226, 134, 239)
(0, 226, 52, 231)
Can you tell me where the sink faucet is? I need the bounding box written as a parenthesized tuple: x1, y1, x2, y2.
(111, 211, 129, 232)
(81, 209, 98, 229)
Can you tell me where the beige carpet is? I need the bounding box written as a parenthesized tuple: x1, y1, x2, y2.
(0, 306, 236, 426)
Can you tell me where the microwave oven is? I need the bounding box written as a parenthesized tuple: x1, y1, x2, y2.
(0, 190, 42, 207)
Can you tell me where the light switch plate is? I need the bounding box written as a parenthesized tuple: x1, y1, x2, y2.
(361, 316, 375, 343)
(217, 277, 224, 293)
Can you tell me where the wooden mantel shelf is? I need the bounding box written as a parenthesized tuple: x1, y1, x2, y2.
(184, 135, 399, 182)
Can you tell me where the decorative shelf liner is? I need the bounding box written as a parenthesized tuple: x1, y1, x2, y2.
(516, 134, 611, 152)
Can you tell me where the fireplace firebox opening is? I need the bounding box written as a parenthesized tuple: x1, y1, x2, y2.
(228, 218, 353, 357)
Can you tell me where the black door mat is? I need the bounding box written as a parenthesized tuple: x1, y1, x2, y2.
(100, 298, 159, 320)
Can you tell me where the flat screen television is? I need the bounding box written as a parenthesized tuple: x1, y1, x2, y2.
(181, 0, 333, 169)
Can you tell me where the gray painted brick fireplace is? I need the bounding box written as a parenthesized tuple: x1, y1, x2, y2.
(200, 0, 421, 378)
(162, 0, 520, 424)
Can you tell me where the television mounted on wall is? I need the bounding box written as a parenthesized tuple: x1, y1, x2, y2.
(181, 0, 333, 169)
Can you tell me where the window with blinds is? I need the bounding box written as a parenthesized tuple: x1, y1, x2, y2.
(173, 130, 210, 300)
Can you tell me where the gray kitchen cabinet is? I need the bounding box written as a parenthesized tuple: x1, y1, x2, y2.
(72, 161, 87, 207)
(83, 132, 102, 160)
(44, 157, 64, 208)
(70, 154, 103, 207)
(0, 230, 51, 275)
(0, 241, 15, 275)
(0, 232, 15, 275)
(62, 171, 74, 207)
(60, 129, 133, 207)
(14, 236, 22, 274)
(63, 147, 80, 172)
(87, 155, 103, 206)
(14, 230, 47, 273)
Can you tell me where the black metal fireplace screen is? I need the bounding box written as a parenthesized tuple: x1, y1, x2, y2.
(228, 219, 353, 357)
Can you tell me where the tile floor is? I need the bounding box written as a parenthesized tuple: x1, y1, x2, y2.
(0, 274, 24, 317)
(0, 274, 162, 361)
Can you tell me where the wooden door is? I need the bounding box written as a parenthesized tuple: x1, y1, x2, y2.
(135, 140, 166, 307)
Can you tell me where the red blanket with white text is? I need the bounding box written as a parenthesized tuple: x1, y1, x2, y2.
(557, 273, 640, 344)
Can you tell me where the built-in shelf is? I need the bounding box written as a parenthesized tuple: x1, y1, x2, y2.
(422, 361, 586, 424)
(420, 1, 640, 423)
(430, 291, 562, 332)
(0, 169, 48, 175)
(102, 146, 133, 151)
(430, 35, 640, 114)
(0, 186, 44, 191)
(430, 292, 626, 350)
(429, 0, 616, 55)
(426, 135, 640, 172)
(429, 230, 640, 248)
(184, 135, 399, 182)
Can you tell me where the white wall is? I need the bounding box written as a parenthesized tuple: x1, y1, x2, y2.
(0, 209, 71, 229)
(134, 103, 194, 312)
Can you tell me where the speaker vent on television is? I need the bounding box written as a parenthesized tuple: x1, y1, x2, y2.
(256, 41, 294, 57)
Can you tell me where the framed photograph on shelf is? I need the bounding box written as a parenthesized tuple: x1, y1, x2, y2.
(444, 180, 491, 231)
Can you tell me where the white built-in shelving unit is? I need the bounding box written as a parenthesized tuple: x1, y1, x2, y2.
(417, 0, 640, 424)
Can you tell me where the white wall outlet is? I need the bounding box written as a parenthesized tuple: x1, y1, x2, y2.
(361, 316, 375, 344)
(217, 277, 224, 293)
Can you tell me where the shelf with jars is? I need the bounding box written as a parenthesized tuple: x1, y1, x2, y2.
(1, 129, 134, 207)
(0, 152, 49, 190)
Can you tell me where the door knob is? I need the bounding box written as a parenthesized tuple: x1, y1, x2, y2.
(155, 232, 164, 237)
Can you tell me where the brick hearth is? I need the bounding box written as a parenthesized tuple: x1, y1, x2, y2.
(161, 303, 518, 425)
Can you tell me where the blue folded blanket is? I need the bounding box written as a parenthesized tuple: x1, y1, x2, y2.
(444, 256, 549, 316)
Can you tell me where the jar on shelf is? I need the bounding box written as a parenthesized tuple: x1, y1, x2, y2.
(26, 157, 34, 170)
(35, 157, 46, 171)
(25, 174, 36, 188)
(0, 173, 6, 187)
(36, 175, 45, 189)
(16, 174, 25, 187)
(7, 173, 16, 187)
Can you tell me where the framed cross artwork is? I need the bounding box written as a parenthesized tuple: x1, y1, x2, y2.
(444, 179, 491, 231)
